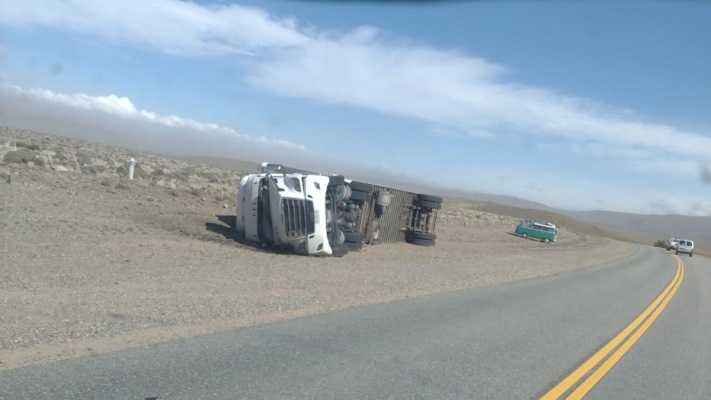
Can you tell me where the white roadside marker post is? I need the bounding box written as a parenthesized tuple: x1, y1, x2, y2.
(129, 158, 135, 180)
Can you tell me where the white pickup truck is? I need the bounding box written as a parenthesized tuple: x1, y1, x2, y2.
(235, 162, 442, 256)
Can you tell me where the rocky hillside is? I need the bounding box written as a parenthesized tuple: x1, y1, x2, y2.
(1, 126, 246, 206)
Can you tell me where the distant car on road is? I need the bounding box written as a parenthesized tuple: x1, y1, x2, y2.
(666, 238, 679, 251)
(675, 239, 694, 257)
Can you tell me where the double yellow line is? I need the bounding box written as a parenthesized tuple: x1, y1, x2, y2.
(541, 256, 685, 399)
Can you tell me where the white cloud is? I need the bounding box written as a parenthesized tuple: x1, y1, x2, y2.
(248, 31, 510, 130)
(624, 159, 704, 179)
(250, 36, 711, 160)
(0, 83, 314, 167)
(0, 0, 306, 55)
(5, 0, 710, 165)
(4, 83, 305, 148)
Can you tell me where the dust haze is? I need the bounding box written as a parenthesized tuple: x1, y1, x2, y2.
(0, 84, 450, 195)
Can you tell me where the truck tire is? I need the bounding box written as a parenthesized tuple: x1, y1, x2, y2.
(411, 231, 436, 241)
(349, 190, 371, 202)
(345, 241, 363, 251)
(332, 229, 345, 246)
(417, 194, 442, 203)
(344, 231, 364, 243)
(331, 245, 349, 257)
(366, 221, 380, 244)
(409, 237, 435, 246)
(349, 181, 373, 194)
(416, 199, 442, 209)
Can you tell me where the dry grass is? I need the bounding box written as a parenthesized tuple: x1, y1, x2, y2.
(0, 126, 243, 204)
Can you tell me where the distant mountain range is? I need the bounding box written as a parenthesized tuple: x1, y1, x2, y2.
(564, 210, 711, 247)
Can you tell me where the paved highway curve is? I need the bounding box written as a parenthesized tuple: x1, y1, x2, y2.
(1, 246, 709, 399)
(541, 254, 684, 399)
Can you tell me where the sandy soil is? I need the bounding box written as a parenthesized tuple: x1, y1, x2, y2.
(0, 127, 638, 370)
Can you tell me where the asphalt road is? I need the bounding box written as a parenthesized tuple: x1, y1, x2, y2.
(1, 246, 709, 399)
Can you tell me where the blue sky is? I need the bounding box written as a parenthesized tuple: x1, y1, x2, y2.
(1, 0, 710, 215)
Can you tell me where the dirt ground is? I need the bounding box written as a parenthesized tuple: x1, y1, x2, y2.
(0, 127, 638, 370)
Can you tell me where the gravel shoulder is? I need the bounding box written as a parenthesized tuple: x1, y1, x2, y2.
(0, 128, 638, 371)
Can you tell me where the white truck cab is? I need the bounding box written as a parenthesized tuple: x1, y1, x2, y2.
(236, 171, 332, 256)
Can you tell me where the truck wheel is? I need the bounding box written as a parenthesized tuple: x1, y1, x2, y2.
(349, 190, 371, 202)
(344, 231, 364, 243)
(331, 245, 349, 257)
(349, 181, 373, 193)
(542, 238, 550, 244)
(332, 229, 345, 246)
(345, 241, 363, 251)
(411, 231, 436, 241)
(690, 252, 693, 257)
(521, 233, 528, 238)
(295, 242, 308, 255)
(416, 199, 442, 209)
(417, 194, 442, 203)
(366, 221, 380, 244)
(335, 184, 351, 201)
(409, 238, 435, 246)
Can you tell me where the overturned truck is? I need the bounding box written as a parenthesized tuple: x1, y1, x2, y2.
(236, 162, 442, 256)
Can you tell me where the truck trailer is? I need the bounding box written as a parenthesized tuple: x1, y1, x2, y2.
(235, 162, 442, 256)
